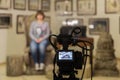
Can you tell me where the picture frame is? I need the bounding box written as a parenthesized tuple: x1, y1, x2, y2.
(66, 18, 84, 25)
(28, 0, 39, 11)
(105, 0, 120, 13)
(89, 18, 109, 35)
(16, 15, 26, 34)
(41, 0, 50, 11)
(0, 14, 12, 29)
(55, 0, 73, 15)
(77, 0, 96, 15)
(0, 0, 11, 9)
(13, 0, 26, 10)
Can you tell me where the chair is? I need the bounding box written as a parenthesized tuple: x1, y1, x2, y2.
(23, 15, 55, 75)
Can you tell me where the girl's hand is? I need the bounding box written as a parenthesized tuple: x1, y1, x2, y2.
(35, 39, 39, 43)
(35, 38, 43, 43)
(38, 38, 43, 43)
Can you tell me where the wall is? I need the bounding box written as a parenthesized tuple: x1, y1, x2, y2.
(87, 0, 120, 58)
(51, 0, 120, 59)
(0, 0, 120, 63)
(0, 29, 7, 63)
(0, 0, 36, 63)
(7, 11, 35, 56)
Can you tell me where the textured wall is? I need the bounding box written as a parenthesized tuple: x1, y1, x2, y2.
(0, 0, 120, 63)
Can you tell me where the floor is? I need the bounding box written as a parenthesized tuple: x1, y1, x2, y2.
(0, 64, 120, 80)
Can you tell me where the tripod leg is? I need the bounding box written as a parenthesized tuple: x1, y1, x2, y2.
(90, 47, 93, 80)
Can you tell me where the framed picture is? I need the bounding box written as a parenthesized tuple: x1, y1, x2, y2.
(0, 14, 12, 29)
(44, 16, 51, 28)
(0, 0, 11, 9)
(89, 18, 109, 35)
(16, 15, 26, 34)
(55, 0, 73, 15)
(77, 0, 96, 15)
(41, 0, 50, 11)
(13, 0, 26, 10)
(105, 0, 120, 13)
(28, 0, 39, 11)
(65, 18, 83, 25)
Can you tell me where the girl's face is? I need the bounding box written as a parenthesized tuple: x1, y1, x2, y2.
(37, 14, 44, 20)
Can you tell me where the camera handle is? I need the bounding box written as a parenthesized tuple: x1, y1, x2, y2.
(49, 34, 58, 51)
(71, 27, 81, 36)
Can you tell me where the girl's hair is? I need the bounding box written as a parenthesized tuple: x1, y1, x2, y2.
(35, 10, 45, 19)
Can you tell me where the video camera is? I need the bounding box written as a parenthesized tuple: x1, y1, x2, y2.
(49, 26, 94, 80)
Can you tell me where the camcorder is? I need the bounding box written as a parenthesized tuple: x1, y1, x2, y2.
(49, 26, 94, 80)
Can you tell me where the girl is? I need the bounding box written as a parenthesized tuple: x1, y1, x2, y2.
(29, 10, 50, 70)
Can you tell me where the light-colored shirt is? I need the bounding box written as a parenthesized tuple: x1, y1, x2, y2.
(29, 20, 50, 41)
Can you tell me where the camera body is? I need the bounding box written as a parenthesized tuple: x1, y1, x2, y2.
(57, 50, 83, 75)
